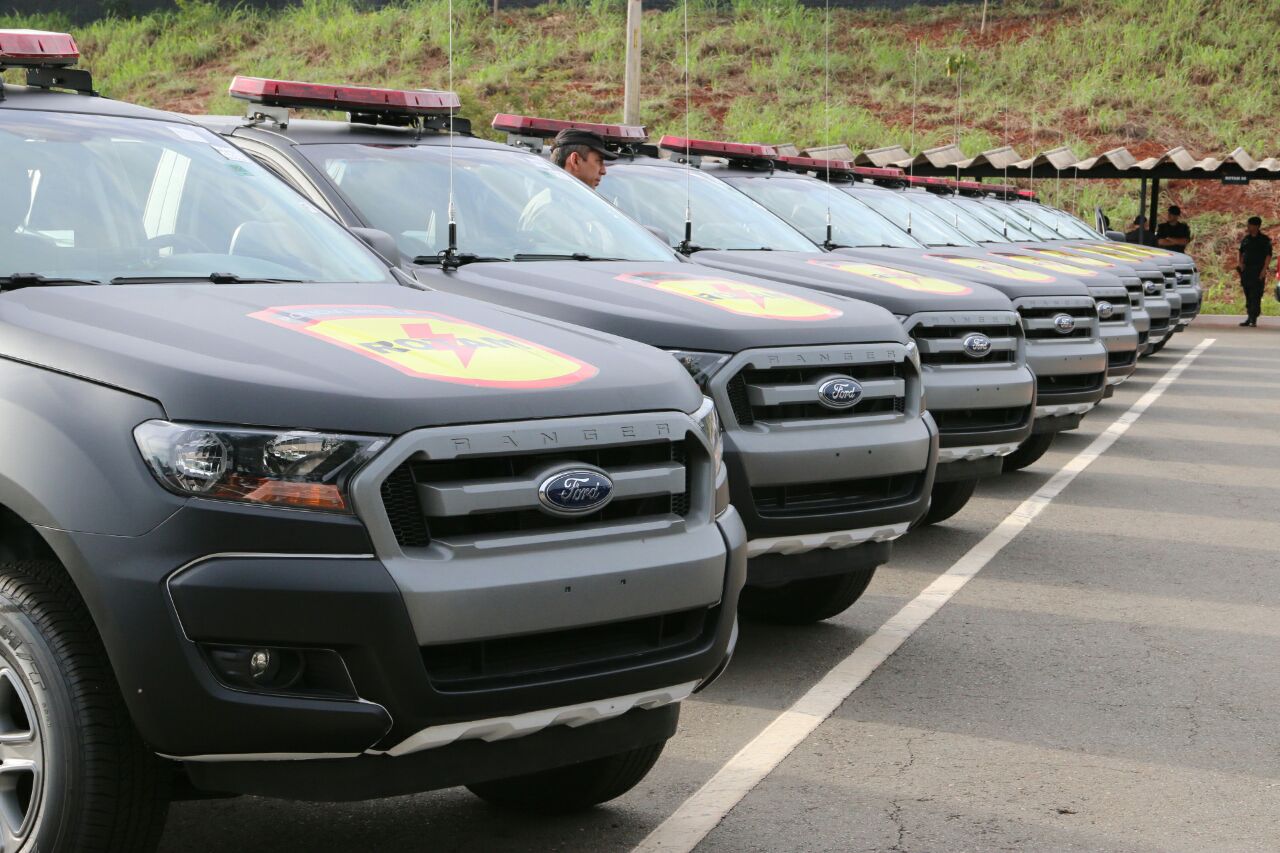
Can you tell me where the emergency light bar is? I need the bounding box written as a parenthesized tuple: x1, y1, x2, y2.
(1017, 189, 1038, 200)
(658, 136, 778, 161)
(0, 30, 80, 67)
(491, 113, 647, 144)
(229, 77, 460, 116)
(905, 175, 955, 189)
(776, 156, 906, 181)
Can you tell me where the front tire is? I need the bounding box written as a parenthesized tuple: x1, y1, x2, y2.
(467, 741, 666, 812)
(915, 478, 978, 527)
(1002, 433, 1055, 472)
(738, 566, 877, 625)
(0, 559, 170, 852)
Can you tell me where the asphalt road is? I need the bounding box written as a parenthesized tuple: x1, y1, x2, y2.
(160, 326, 1280, 853)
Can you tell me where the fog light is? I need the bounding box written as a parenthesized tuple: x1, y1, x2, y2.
(249, 649, 272, 679)
(201, 644, 357, 699)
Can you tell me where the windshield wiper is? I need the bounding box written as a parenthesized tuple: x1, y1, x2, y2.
(513, 253, 624, 262)
(109, 273, 306, 285)
(1, 273, 103, 290)
(413, 253, 509, 268)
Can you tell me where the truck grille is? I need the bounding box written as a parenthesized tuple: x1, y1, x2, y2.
(422, 605, 716, 692)
(379, 438, 694, 548)
(728, 359, 907, 426)
(752, 472, 924, 518)
(1120, 278, 1143, 308)
(1016, 304, 1096, 339)
(909, 317, 1021, 366)
(1168, 301, 1182, 323)
(1149, 316, 1170, 335)
(1137, 330, 1150, 346)
(1037, 372, 1106, 398)
(931, 405, 1031, 434)
(1092, 289, 1130, 325)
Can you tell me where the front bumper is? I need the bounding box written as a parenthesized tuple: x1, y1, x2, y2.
(47, 495, 746, 786)
(1143, 296, 1173, 350)
(1025, 337, 1107, 427)
(1176, 285, 1201, 329)
(1100, 321, 1139, 386)
(925, 363, 1036, 473)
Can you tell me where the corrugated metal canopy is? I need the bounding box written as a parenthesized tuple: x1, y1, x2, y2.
(800, 143, 1280, 180)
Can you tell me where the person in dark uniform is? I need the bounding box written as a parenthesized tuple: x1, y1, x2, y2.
(1125, 215, 1155, 246)
(550, 128, 617, 189)
(1237, 216, 1273, 327)
(1155, 205, 1191, 252)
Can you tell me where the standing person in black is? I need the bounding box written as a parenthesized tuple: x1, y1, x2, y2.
(1237, 216, 1273, 327)
(1155, 205, 1192, 253)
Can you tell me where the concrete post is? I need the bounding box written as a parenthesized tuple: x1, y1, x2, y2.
(623, 0, 643, 126)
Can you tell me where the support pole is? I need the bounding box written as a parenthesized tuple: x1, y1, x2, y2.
(623, 0, 643, 127)
(1138, 177, 1147, 230)
(1149, 178, 1161, 241)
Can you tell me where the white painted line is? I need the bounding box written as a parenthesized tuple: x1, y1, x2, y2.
(632, 338, 1216, 853)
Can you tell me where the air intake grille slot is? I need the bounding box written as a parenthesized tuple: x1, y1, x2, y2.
(421, 606, 714, 692)
(1036, 372, 1106, 398)
(752, 473, 923, 517)
(931, 406, 1030, 434)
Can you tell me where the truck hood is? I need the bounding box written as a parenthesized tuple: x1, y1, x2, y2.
(837, 247, 1094, 300)
(0, 282, 703, 434)
(414, 260, 909, 351)
(1009, 242, 1165, 276)
(1053, 241, 1179, 271)
(689, 250, 1015, 315)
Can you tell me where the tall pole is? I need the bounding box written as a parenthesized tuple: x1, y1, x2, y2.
(623, 0, 643, 126)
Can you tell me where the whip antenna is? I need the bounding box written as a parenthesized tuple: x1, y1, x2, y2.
(821, 0, 835, 250)
(442, 0, 461, 268)
(907, 40, 918, 236)
(676, 0, 694, 255)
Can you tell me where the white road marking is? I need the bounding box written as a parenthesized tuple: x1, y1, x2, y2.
(632, 338, 1216, 853)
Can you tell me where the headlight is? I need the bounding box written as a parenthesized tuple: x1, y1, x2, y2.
(669, 350, 731, 390)
(134, 420, 388, 513)
(693, 395, 723, 480)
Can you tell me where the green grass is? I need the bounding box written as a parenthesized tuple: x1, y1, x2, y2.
(5, 0, 1277, 312)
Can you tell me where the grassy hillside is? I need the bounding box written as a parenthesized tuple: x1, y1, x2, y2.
(6, 0, 1279, 313)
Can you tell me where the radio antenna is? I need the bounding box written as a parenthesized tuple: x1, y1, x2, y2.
(676, 0, 695, 255)
(907, 40, 918, 236)
(821, 0, 836, 250)
(441, 0, 462, 269)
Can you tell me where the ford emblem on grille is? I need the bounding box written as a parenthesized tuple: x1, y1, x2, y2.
(1096, 300, 1114, 320)
(1052, 313, 1077, 334)
(817, 376, 863, 410)
(961, 332, 992, 358)
(538, 469, 614, 516)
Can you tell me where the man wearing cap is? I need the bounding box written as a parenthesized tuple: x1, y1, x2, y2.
(1237, 216, 1272, 327)
(1155, 205, 1192, 252)
(551, 129, 617, 189)
(1125, 215, 1155, 246)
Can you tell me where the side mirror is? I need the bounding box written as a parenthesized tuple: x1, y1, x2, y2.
(350, 227, 403, 267)
(645, 225, 673, 247)
(1104, 230, 1127, 242)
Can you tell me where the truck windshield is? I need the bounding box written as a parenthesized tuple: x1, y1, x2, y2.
(598, 165, 817, 252)
(1007, 202, 1101, 239)
(300, 144, 675, 263)
(848, 189, 978, 248)
(949, 197, 1041, 242)
(716, 176, 922, 250)
(0, 112, 392, 285)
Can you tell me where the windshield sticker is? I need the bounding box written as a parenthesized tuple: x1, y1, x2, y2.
(616, 272, 842, 321)
(806, 259, 972, 295)
(168, 126, 208, 143)
(987, 252, 1097, 277)
(925, 254, 1057, 282)
(1025, 248, 1115, 268)
(213, 144, 252, 163)
(250, 305, 598, 388)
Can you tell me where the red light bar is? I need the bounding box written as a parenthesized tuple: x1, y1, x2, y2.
(905, 175, 955, 188)
(778, 154, 855, 172)
(854, 165, 906, 178)
(1017, 189, 1038, 199)
(491, 113, 647, 144)
(658, 135, 778, 160)
(228, 76, 459, 115)
(0, 29, 80, 67)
